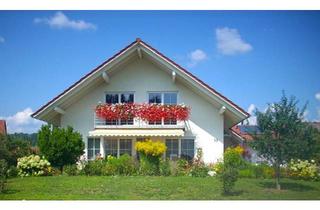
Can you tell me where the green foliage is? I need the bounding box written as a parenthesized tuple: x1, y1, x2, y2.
(17, 155, 51, 177)
(0, 159, 8, 193)
(83, 160, 105, 176)
(188, 148, 209, 177)
(84, 155, 137, 176)
(288, 159, 320, 181)
(38, 125, 85, 170)
(7, 166, 18, 178)
(238, 162, 275, 179)
(218, 147, 244, 194)
(138, 152, 160, 175)
(63, 164, 78, 176)
(159, 159, 171, 176)
(8, 133, 38, 147)
(249, 92, 320, 189)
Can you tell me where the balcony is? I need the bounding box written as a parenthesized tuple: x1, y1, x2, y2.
(94, 113, 186, 129)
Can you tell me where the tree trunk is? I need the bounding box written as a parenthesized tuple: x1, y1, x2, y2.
(274, 163, 281, 190)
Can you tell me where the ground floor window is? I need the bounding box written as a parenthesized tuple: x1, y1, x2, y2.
(165, 138, 195, 161)
(119, 139, 132, 156)
(165, 139, 179, 160)
(181, 139, 195, 161)
(104, 139, 133, 158)
(88, 138, 100, 160)
(104, 139, 118, 157)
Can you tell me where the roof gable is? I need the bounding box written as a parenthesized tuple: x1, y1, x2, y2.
(32, 38, 249, 127)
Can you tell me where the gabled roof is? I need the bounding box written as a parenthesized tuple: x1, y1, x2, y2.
(32, 38, 249, 127)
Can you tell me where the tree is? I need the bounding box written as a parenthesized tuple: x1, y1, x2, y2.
(250, 92, 319, 190)
(38, 125, 85, 171)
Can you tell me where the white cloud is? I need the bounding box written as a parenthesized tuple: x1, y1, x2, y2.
(216, 27, 252, 55)
(302, 110, 309, 122)
(187, 49, 207, 67)
(34, 11, 96, 30)
(315, 92, 320, 101)
(0, 36, 4, 43)
(1, 108, 44, 133)
(246, 104, 257, 125)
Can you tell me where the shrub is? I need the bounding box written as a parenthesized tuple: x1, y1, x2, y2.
(115, 154, 137, 175)
(288, 159, 319, 180)
(38, 125, 84, 171)
(188, 148, 209, 177)
(83, 159, 105, 176)
(136, 140, 166, 175)
(7, 166, 18, 178)
(239, 168, 255, 178)
(159, 159, 171, 176)
(0, 159, 8, 193)
(218, 147, 244, 194)
(63, 164, 78, 176)
(17, 155, 51, 177)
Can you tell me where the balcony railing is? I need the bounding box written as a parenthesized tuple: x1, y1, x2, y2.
(94, 112, 186, 129)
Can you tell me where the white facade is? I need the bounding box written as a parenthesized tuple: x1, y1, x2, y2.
(32, 39, 248, 164)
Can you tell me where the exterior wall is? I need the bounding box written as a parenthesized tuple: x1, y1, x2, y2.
(61, 58, 224, 163)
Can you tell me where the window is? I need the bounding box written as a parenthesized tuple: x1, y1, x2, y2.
(181, 139, 195, 161)
(119, 139, 132, 156)
(105, 92, 134, 125)
(104, 139, 118, 157)
(148, 92, 178, 125)
(148, 93, 162, 104)
(164, 93, 177, 105)
(148, 92, 162, 125)
(88, 138, 100, 160)
(165, 139, 179, 160)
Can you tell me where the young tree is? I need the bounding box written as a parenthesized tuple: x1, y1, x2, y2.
(38, 125, 84, 171)
(250, 92, 318, 190)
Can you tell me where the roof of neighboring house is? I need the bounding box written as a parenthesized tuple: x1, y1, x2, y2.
(0, 120, 7, 135)
(32, 38, 249, 127)
(231, 125, 260, 141)
(309, 122, 320, 131)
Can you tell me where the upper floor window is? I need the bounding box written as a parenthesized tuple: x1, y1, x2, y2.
(148, 92, 178, 125)
(105, 92, 134, 125)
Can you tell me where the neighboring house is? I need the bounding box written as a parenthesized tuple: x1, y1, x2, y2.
(32, 38, 249, 163)
(0, 120, 7, 136)
(227, 125, 264, 163)
(309, 122, 320, 131)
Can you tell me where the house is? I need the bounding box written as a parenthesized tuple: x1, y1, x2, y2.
(227, 125, 264, 163)
(0, 120, 7, 135)
(31, 38, 249, 163)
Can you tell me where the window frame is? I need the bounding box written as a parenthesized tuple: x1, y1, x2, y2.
(103, 138, 133, 158)
(165, 138, 195, 161)
(105, 91, 135, 125)
(147, 91, 178, 125)
(87, 137, 101, 160)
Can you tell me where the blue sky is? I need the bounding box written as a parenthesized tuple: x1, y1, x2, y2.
(0, 11, 320, 133)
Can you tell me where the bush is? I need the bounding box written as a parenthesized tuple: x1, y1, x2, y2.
(17, 155, 51, 177)
(239, 168, 255, 178)
(159, 159, 171, 176)
(288, 159, 319, 180)
(188, 148, 209, 177)
(218, 146, 244, 194)
(7, 166, 18, 178)
(0, 159, 8, 193)
(136, 140, 166, 175)
(63, 164, 78, 176)
(38, 125, 84, 171)
(83, 159, 105, 176)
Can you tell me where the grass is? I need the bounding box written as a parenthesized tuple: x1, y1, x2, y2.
(1, 176, 320, 200)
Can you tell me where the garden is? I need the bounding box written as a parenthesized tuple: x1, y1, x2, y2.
(1, 93, 320, 200)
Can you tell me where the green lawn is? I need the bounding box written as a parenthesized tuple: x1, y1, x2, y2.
(1, 176, 320, 200)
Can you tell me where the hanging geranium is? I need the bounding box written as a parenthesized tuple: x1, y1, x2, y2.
(95, 103, 190, 122)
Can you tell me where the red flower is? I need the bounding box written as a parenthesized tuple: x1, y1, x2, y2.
(95, 103, 190, 122)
